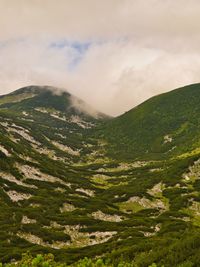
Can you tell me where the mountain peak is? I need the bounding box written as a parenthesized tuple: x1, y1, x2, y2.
(0, 85, 108, 119)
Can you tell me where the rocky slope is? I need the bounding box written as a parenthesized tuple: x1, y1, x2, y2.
(0, 85, 200, 266)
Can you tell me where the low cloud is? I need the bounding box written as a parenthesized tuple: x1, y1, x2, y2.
(0, 1, 200, 116)
(69, 95, 104, 118)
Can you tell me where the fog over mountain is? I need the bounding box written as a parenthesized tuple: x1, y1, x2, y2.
(1, 0, 200, 116)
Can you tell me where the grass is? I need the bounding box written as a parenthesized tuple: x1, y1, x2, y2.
(118, 201, 144, 213)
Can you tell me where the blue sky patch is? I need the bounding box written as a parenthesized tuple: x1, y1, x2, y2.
(50, 39, 91, 70)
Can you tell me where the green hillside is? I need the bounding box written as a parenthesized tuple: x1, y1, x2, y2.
(0, 85, 200, 266)
(102, 83, 200, 160)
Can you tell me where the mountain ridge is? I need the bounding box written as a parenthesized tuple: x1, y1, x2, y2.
(101, 83, 200, 160)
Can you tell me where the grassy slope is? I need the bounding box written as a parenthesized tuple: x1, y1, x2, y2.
(101, 83, 200, 160)
(0, 85, 200, 266)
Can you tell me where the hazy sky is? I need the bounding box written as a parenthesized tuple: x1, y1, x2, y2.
(0, 0, 200, 116)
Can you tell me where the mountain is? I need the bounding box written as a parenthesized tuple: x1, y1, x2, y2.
(0, 84, 200, 266)
(0, 85, 108, 119)
(102, 83, 200, 160)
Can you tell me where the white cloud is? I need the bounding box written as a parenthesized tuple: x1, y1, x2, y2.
(0, 0, 200, 115)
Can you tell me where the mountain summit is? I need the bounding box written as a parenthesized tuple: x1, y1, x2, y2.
(0, 85, 108, 120)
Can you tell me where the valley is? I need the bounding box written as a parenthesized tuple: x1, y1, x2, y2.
(0, 85, 200, 266)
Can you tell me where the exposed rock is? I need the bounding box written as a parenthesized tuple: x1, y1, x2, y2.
(22, 111, 29, 116)
(75, 188, 95, 197)
(63, 224, 117, 247)
(16, 232, 70, 249)
(70, 115, 94, 129)
(60, 203, 76, 213)
(149, 168, 163, 172)
(0, 145, 11, 157)
(164, 135, 173, 143)
(35, 107, 48, 113)
(92, 210, 123, 222)
(52, 141, 80, 156)
(182, 158, 200, 182)
(147, 182, 165, 197)
(21, 215, 36, 224)
(0, 122, 40, 145)
(50, 113, 66, 121)
(18, 224, 117, 249)
(55, 187, 66, 193)
(0, 171, 37, 189)
(16, 164, 71, 188)
(6, 190, 31, 202)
